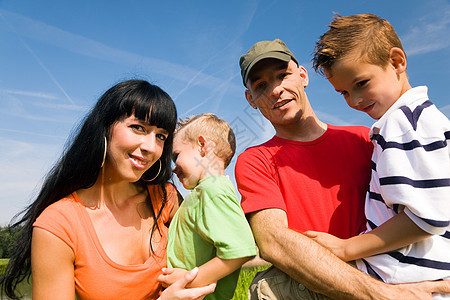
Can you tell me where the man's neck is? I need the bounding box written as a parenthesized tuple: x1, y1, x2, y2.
(274, 116, 327, 142)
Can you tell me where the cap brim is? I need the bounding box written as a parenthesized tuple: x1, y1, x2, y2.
(244, 52, 291, 85)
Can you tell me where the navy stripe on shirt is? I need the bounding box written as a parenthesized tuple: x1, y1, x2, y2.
(388, 251, 450, 270)
(399, 100, 433, 130)
(369, 191, 383, 202)
(362, 259, 384, 281)
(419, 217, 450, 228)
(367, 219, 378, 231)
(380, 176, 450, 188)
(371, 134, 448, 152)
(442, 231, 450, 239)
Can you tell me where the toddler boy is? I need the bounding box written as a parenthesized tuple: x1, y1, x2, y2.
(162, 113, 257, 300)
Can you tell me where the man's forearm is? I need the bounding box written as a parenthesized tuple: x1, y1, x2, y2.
(248, 209, 392, 299)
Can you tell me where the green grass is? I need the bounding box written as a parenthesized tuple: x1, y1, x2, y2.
(232, 265, 270, 300)
(0, 259, 8, 275)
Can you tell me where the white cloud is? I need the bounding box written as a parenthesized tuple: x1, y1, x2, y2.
(0, 88, 58, 99)
(0, 9, 241, 94)
(402, 4, 450, 56)
(0, 137, 62, 225)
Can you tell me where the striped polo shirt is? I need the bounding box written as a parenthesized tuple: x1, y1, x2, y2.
(356, 86, 450, 291)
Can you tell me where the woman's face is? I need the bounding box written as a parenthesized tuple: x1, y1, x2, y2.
(104, 114, 169, 183)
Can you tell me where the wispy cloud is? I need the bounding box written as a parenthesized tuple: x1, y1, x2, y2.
(0, 137, 61, 224)
(0, 128, 67, 139)
(1, 88, 87, 111)
(401, 4, 450, 55)
(0, 12, 77, 106)
(438, 104, 450, 118)
(315, 110, 353, 126)
(0, 88, 58, 99)
(31, 101, 89, 112)
(0, 9, 241, 94)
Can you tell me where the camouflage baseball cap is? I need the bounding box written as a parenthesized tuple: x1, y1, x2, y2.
(239, 39, 298, 86)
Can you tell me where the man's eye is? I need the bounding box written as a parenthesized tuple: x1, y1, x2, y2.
(340, 91, 348, 96)
(255, 82, 266, 91)
(278, 73, 287, 80)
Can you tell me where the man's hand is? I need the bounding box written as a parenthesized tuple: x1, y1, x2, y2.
(387, 279, 450, 299)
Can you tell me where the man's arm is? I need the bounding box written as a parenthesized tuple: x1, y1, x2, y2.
(248, 208, 450, 299)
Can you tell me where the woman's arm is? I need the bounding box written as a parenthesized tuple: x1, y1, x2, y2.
(31, 227, 75, 300)
(159, 256, 252, 288)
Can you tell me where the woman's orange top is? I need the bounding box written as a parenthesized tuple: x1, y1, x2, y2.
(33, 184, 177, 299)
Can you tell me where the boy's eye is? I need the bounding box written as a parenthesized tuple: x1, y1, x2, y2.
(356, 80, 368, 88)
(172, 153, 178, 163)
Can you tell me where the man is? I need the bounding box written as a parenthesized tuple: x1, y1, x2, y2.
(235, 39, 450, 299)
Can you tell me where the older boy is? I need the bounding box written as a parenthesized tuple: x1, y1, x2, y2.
(309, 13, 450, 297)
(161, 113, 257, 299)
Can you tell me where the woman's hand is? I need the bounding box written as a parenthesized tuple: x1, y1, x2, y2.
(158, 267, 189, 288)
(158, 267, 216, 300)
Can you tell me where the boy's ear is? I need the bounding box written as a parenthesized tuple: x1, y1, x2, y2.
(389, 47, 407, 74)
(245, 89, 257, 109)
(197, 135, 215, 157)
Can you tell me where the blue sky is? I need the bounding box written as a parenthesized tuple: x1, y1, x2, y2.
(1, 0, 449, 225)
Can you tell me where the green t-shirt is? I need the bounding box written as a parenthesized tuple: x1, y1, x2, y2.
(167, 175, 257, 300)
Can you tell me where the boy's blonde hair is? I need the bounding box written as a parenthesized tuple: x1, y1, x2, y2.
(176, 113, 236, 168)
(312, 13, 405, 75)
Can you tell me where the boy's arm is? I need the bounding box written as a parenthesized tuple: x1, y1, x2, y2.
(305, 211, 432, 261)
(187, 256, 252, 287)
(158, 256, 253, 288)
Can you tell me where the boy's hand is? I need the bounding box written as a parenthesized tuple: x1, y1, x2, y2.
(158, 267, 189, 288)
(303, 231, 348, 261)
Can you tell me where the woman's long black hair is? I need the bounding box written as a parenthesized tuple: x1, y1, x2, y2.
(0, 79, 177, 299)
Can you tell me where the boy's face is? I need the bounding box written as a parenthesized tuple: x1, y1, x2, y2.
(172, 134, 204, 190)
(324, 54, 406, 120)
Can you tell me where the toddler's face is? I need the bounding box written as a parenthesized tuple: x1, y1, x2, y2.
(172, 135, 203, 190)
(324, 55, 404, 120)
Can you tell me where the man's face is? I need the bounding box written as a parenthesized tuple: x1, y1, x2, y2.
(245, 59, 309, 127)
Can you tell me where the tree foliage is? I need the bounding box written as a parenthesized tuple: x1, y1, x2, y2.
(0, 226, 23, 258)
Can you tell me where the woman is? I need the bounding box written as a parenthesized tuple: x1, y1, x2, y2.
(0, 80, 215, 299)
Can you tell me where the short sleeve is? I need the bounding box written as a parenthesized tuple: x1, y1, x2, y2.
(33, 197, 78, 251)
(235, 147, 286, 215)
(196, 183, 257, 259)
(376, 111, 450, 234)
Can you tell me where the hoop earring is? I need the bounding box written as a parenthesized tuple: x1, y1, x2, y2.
(100, 136, 107, 168)
(142, 159, 161, 182)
